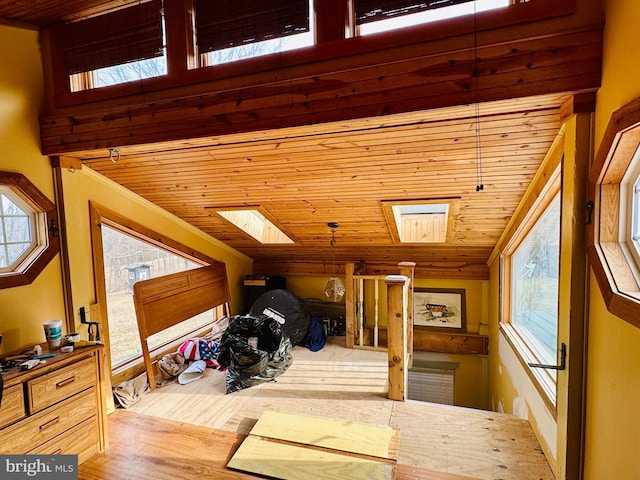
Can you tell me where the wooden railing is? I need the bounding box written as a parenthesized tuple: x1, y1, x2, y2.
(345, 262, 415, 401)
(351, 273, 387, 350)
(385, 274, 411, 401)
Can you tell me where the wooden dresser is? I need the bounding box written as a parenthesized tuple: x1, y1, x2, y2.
(0, 345, 107, 463)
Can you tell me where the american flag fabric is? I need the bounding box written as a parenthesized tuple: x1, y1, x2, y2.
(178, 338, 224, 370)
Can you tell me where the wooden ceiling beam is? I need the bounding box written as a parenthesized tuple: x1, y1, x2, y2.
(40, 24, 601, 156)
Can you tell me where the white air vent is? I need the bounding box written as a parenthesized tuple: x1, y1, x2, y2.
(408, 361, 458, 405)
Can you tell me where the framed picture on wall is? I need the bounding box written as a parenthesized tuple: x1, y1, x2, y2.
(413, 288, 466, 331)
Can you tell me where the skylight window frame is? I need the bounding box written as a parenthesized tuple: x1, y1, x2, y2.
(381, 198, 460, 244)
(210, 206, 298, 245)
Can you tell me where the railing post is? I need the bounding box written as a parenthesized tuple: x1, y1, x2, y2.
(345, 262, 355, 348)
(385, 274, 409, 401)
(398, 262, 416, 368)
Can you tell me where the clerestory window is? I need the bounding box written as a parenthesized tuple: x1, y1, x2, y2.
(196, 0, 313, 67)
(56, 0, 167, 92)
(355, 0, 510, 36)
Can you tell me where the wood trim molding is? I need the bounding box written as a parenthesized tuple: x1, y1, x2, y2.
(87, 201, 222, 392)
(0, 171, 60, 290)
(413, 329, 488, 355)
(588, 96, 640, 329)
(490, 124, 564, 262)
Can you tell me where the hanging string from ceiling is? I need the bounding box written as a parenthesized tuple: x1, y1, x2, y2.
(473, 1, 484, 192)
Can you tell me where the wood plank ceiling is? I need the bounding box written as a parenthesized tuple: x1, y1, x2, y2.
(0, 1, 599, 280)
(78, 93, 567, 279)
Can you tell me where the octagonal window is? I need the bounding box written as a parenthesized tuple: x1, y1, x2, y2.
(0, 172, 59, 289)
(589, 97, 640, 329)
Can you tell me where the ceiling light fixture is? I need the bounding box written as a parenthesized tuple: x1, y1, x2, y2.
(323, 222, 345, 303)
(473, 1, 484, 192)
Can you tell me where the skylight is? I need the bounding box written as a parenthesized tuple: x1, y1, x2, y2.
(214, 208, 294, 244)
(382, 199, 460, 243)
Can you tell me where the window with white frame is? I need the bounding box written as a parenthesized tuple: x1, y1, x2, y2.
(589, 98, 640, 329)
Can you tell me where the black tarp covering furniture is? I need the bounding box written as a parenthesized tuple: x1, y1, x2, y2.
(217, 315, 292, 394)
(249, 289, 310, 345)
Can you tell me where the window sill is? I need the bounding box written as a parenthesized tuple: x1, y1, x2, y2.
(499, 323, 558, 416)
(111, 322, 218, 386)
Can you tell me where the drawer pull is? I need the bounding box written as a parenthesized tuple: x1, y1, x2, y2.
(56, 376, 76, 388)
(39, 417, 60, 431)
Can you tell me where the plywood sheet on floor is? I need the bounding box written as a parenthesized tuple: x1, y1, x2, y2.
(390, 400, 554, 480)
(228, 435, 396, 480)
(250, 410, 399, 460)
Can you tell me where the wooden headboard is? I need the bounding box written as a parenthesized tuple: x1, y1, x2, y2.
(133, 263, 231, 389)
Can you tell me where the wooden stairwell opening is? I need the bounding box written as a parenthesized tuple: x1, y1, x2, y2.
(345, 262, 415, 401)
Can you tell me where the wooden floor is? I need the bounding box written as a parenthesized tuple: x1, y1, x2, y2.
(80, 338, 554, 480)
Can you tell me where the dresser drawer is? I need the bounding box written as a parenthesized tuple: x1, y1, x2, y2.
(0, 387, 96, 454)
(27, 416, 99, 464)
(27, 356, 97, 413)
(0, 383, 26, 428)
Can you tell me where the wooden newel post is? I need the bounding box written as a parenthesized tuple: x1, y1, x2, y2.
(385, 274, 410, 401)
(398, 262, 416, 368)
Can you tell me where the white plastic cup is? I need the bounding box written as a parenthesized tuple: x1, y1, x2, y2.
(43, 319, 63, 350)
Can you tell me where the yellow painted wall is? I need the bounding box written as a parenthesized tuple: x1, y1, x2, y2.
(0, 24, 252, 358)
(583, 0, 640, 478)
(286, 275, 340, 301)
(0, 25, 66, 355)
